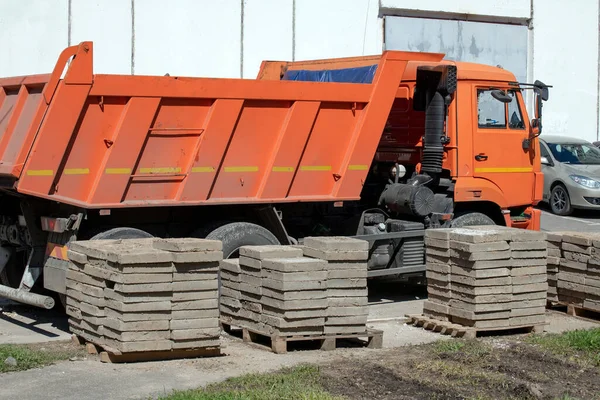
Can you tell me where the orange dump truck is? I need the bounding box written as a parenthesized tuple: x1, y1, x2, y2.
(0, 42, 549, 309)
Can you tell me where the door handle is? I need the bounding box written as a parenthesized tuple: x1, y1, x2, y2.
(475, 154, 488, 161)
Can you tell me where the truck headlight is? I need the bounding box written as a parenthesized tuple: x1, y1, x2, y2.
(569, 175, 600, 188)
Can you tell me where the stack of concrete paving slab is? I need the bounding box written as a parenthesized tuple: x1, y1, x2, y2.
(66, 238, 223, 355)
(219, 238, 370, 337)
(546, 232, 562, 303)
(423, 228, 453, 321)
(218, 258, 242, 323)
(553, 232, 600, 312)
(303, 237, 369, 334)
(65, 243, 110, 345)
(423, 226, 548, 330)
(154, 238, 222, 350)
(260, 251, 328, 335)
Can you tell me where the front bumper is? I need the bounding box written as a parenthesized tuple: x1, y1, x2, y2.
(568, 184, 600, 209)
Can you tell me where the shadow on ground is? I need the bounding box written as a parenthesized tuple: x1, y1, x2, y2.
(0, 300, 69, 340)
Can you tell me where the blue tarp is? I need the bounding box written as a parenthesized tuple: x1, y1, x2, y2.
(282, 65, 378, 84)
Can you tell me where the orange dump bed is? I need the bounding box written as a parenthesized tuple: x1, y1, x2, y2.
(0, 42, 442, 209)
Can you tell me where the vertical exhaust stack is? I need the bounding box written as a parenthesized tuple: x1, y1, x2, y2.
(421, 91, 445, 176)
(413, 65, 457, 184)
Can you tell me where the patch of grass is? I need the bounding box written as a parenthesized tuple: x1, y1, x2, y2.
(432, 339, 492, 359)
(0, 342, 83, 373)
(158, 365, 344, 400)
(432, 340, 466, 353)
(527, 328, 600, 367)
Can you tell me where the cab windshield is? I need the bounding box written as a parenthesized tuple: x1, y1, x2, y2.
(546, 142, 600, 165)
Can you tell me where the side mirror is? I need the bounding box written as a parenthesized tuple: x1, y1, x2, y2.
(534, 80, 549, 101)
(540, 156, 551, 166)
(491, 90, 512, 103)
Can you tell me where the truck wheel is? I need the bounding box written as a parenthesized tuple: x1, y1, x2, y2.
(90, 227, 154, 240)
(450, 212, 495, 228)
(206, 222, 280, 258)
(550, 184, 573, 216)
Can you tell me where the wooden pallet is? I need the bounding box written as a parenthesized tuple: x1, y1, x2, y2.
(405, 314, 545, 339)
(72, 334, 221, 363)
(221, 323, 383, 354)
(547, 302, 600, 322)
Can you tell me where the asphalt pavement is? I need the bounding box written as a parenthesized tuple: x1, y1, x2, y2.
(539, 206, 600, 233)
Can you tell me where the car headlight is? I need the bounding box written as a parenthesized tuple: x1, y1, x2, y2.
(569, 175, 600, 188)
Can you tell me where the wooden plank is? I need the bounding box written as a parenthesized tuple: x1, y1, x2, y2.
(556, 302, 600, 321)
(222, 320, 382, 354)
(367, 330, 383, 349)
(407, 314, 546, 338)
(99, 347, 221, 363)
(71, 334, 85, 346)
(86, 342, 100, 355)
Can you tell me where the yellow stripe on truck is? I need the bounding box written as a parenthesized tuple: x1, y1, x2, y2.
(64, 168, 89, 175)
(26, 170, 53, 176)
(475, 167, 533, 173)
(300, 166, 331, 172)
(272, 166, 294, 172)
(348, 164, 369, 171)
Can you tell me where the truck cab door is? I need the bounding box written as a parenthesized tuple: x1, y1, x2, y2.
(471, 87, 535, 207)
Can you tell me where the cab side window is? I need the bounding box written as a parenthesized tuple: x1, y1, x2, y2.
(508, 91, 525, 129)
(477, 90, 506, 128)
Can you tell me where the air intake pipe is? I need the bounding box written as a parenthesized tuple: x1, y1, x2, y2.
(421, 91, 445, 176)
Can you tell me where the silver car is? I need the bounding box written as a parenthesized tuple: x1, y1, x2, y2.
(539, 135, 600, 215)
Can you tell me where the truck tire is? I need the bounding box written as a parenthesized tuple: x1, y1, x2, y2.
(450, 212, 495, 228)
(90, 227, 154, 240)
(206, 222, 280, 258)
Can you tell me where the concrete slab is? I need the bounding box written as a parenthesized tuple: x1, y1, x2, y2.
(303, 236, 369, 251)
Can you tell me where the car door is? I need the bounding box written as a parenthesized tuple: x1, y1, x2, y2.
(472, 86, 536, 207)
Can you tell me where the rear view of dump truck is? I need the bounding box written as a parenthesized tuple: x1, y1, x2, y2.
(0, 42, 549, 309)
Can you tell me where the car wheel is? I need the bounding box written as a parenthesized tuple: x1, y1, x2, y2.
(550, 184, 573, 216)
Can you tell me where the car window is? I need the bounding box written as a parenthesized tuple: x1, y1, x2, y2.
(477, 90, 506, 129)
(507, 91, 525, 130)
(540, 142, 551, 159)
(546, 142, 600, 165)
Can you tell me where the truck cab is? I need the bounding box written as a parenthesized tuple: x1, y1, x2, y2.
(374, 60, 546, 230)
